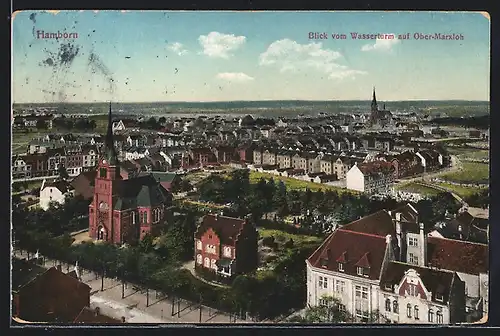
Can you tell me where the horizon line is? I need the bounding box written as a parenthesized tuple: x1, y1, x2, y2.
(12, 99, 490, 105)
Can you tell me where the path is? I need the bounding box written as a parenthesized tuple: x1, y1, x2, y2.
(397, 155, 462, 184)
(414, 181, 467, 206)
(180, 260, 229, 289)
(12, 250, 246, 324)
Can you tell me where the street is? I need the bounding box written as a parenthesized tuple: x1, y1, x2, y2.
(12, 250, 247, 324)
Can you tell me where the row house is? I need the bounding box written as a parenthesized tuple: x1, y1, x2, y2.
(320, 154, 339, 175)
(27, 140, 65, 155)
(203, 131, 220, 142)
(212, 146, 236, 164)
(237, 143, 257, 163)
(12, 155, 29, 179)
(306, 152, 323, 174)
(23, 154, 49, 178)
(155, 134, 182, 147)
(194, 214, 259, 281)
(219, 130, 236, 142)
(346, 161, 395, 194)
(123, 146, 148, 161)
(362, 135, 396, 152)
(389, 151, 423, 179)
(276, 150, 293, 169)
(306, 204, 468, 324)
(416, 150, 443, 172)
(65, 145, 84, 177)
(334, 157, 362, 180)
(47, 148, 67, 175)
(126, 134, 147, 147)
(233, 129, 253, 141)
(188, 147, 218, 167)
(262, 149, 278, 166)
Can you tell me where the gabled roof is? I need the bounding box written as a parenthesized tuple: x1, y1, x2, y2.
(342, 210, 395, 237)
(427, 236, 488, 275)
(44, 179, 74, 193)
(357, 161, 394, 177)
(12, 258, 48, 291)
(112, 174, 171, 210)
(195, 214, 248, 246)
(380, 261, 457, 304)
(307, 229, 388, 280)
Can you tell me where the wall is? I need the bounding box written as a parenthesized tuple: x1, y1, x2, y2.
(457, 272, 480, 298)
(346, 166, 365, 192)
(197, 228, 221, 272)
(39, 187, 65, 210)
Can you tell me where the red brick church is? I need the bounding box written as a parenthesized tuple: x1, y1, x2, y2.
(88, 103, 172, 245)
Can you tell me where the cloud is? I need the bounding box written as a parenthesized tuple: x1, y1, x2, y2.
(216, 72, 254, 82)
(361, 35, 400, 52)
(198, 32, 246, 58)
(168, 42, 188, 56)
(259, 39, 367, 80)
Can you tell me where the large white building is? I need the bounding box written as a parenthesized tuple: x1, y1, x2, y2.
(306, 204, 487, 324)
(346, 161, 394, 194)
(39, 179, 75, 210)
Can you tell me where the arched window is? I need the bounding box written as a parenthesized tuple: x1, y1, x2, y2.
(414, 306, 419, 320)
(204, 257, 210, 268)
(428, 308, 434, 322)
(196, 254, 202, 264)
(406, 303, 412, 318)
(132, 211, 136, 224)
(393, 300, 399, 314)
(436, 310, 443, 324)
(385, 298, 391, 312)
(211, 259, 217, 270)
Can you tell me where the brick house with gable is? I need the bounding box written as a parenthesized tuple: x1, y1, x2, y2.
(194, 214, 258, 281)
(378, 262, 465, 324)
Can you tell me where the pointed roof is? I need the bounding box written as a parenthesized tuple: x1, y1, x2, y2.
(103, 102, 119, 166)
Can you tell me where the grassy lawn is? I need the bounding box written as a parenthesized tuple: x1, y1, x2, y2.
(447, 148, 489, 160)
(395, 182, 441, 197)
(249, 171, 356, 194)
(441, 162, 489, 184)
(258, 228, 322, 246)
(435, 182, 487, 198)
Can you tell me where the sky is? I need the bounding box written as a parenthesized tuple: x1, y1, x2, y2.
(12, 11, 490, 103)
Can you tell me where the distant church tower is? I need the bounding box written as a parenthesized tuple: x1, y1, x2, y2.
(371, 87, 378, 113)
(89, 102, 122, 243)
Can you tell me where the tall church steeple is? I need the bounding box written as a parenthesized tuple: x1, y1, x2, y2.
(103, 102, 119, 166)
(371, 86, 378, 112)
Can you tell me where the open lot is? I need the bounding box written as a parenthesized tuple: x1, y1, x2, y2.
(447, 147, 489, 161)
(435, 182, 487, 198)
(249, 171, 355, 194)
(395, 182, 441, 197)
(441, 162, 489, 184)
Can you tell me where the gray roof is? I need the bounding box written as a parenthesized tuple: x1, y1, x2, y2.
(113, 174, 171, 210)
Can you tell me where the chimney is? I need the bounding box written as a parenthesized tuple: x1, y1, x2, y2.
(121, 316, 126, 323)
(419, 222, 427, 267)
(56, 265, 62, 272)
(395, 212, 401, 222)
(94, 307, 100, 316)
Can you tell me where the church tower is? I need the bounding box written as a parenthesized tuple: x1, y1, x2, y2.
(371, 86, 378, 113)
(89, 102, 122, 243)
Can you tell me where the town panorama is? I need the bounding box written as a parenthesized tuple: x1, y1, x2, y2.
(11, 10, 489, 326)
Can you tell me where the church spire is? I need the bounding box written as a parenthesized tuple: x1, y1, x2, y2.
(371, 86, 378, 112)
(103, 102, 118, 166)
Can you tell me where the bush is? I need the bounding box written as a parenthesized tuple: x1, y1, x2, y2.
(262, 236, 275, 247)
(284, 238, 294, 249)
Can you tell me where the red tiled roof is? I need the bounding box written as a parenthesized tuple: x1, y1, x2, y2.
(342, 210, 395, 237)
(195, 214, 248, 246)
(380, 261, 456, 304)
(307, 229, 388, 280)
(357, 161, 394, 176)
(427, 236, 488, 275)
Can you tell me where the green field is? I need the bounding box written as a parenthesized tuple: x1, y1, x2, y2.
(258, 228, 322, 245)
(435, 182, 487, 198)
(441, 162, 489, 184)
(249, 171, 356, 194)
(447, 148, 489, 160)
(395, 182, 441, 196)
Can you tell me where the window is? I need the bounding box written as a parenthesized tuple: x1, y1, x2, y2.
(204, 257, 210, 268)
(196, 240, 202, 250)
(409, 237, 418, 247)
(100, 168, 107, 178)
(436, 311, 443, 324)
(428, 309, 434, 322)
(338, 304, 346, 312)
(223, 246, 232, 258)
(408, 253, 419, 265)
(318, 276, 328, 289)
(393, 301, 399, 314)
(408, 284, 417, 296)
(406, 303, 412, 318)
(211, 259, 217, 270)
(436, 293, 444, 302)
(414, 306, 419, 320)
(335, 280, 345, 294)
(357, 267, 364, 276)
(385, 298, 391, 312)
(338, 263, 344, 272)
(196, 254, 202, 264)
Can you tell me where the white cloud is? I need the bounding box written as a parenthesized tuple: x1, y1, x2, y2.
(168, 42, 188, 56)
(361, 35, 400, 52)
(216, 72, 254, 82)
(198, 32, 246, 59)
(259, 39, 367, 80)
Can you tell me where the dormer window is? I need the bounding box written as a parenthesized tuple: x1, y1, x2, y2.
(357, 267, 364, 276)
(338, 263, 344, 272)
(436, 293, 444, 302)
(384, 283, 393, 291)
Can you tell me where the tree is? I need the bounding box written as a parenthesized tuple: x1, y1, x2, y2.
(58, 165, 69, 180)
(158, 117, 167, 125)
(290, 295, 352, 323)
(146, 117, 159, 130)
(36, 119, 48, 130)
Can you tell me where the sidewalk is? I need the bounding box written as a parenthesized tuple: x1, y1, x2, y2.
(12, 250, 246, 324)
